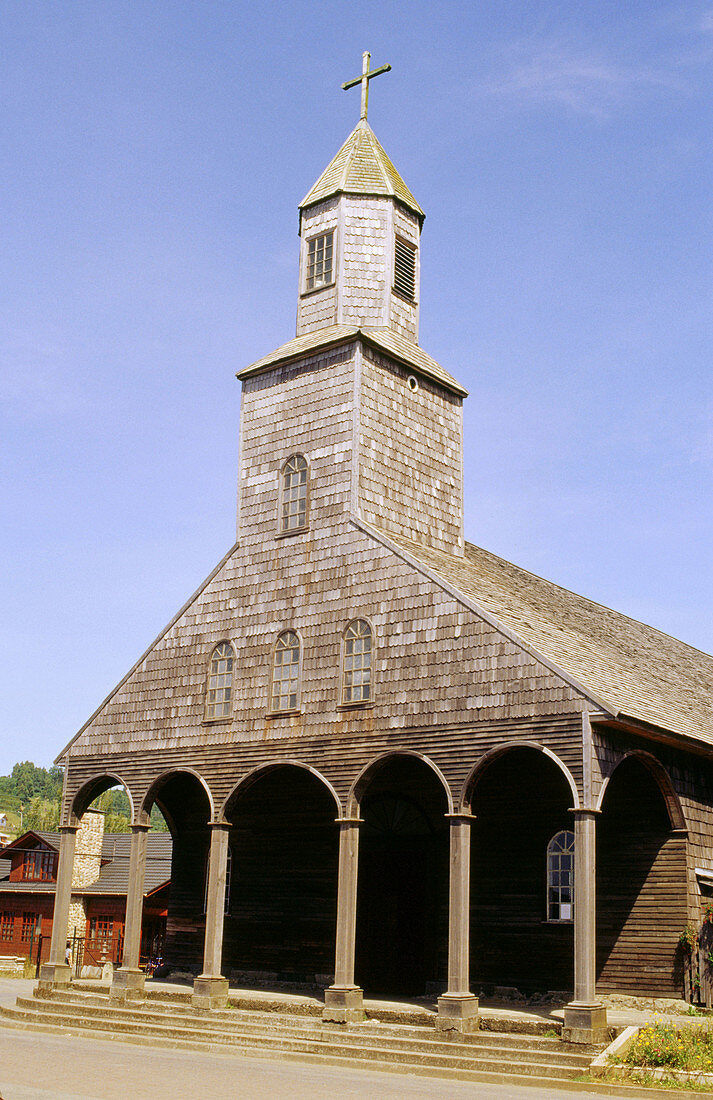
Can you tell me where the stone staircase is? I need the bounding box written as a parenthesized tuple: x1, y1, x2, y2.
(0, 984, 603, 1089)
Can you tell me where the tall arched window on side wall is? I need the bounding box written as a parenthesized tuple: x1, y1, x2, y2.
(342, 619, 373, 704)
(279, 455, 309, 533)
(271, 630, 301, 712)
(547, 829, 574, 922)
(205, 641, 234, 720)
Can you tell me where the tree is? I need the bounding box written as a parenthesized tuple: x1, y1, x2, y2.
(7, 762, 63, 804)
(23, 796, 60, 832)
(150, 804, 170, 832)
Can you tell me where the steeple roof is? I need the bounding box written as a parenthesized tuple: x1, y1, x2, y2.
(299, 120, 424, 221)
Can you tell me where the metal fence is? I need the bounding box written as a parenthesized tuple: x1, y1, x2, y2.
(68, 928, 123, 976)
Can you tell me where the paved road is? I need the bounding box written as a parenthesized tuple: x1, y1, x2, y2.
(0, 1024, 645, 1100)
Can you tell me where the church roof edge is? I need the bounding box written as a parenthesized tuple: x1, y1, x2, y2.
(357, 519, 713, 750)
(236, 325, 468, 397)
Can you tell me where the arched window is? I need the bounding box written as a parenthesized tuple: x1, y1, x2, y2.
(205, 641, 234, 720)
(342, 619, 373, 704)
(547, 829, 574, 922)
(280, 455, 308, 533)
(271, 630, 301, 712)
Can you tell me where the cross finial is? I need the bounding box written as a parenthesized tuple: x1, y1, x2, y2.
(342, 51, 392, 122)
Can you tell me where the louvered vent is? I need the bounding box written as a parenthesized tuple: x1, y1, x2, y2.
(394, 236, 416, 301)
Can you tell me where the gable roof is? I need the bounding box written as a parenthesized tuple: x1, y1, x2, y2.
(0, 830, 59, 857)
(366, 523, 713, 747)
(300, 120, 424, 221)
(237, 325, 468, 397)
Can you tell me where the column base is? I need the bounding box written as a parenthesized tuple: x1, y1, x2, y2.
(436, 993, 479, 1034)
(192, 975, 229, 1010)
(323, 985, 364, 1024)
(562, 1002, 609, 1045)
(110, 967, 146, 1003)
(37, 962, 72, 994)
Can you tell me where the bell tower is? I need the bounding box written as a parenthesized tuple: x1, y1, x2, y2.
(296, 53, 424, 342)
(237, 54, 466, 557)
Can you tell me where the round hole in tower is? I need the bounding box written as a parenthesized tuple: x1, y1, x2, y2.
(407, 375, 419, 393)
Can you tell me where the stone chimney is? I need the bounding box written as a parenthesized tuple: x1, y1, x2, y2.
(71, 809, 105, 889)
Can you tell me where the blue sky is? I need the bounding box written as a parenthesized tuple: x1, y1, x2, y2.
(1, 2, 711, 774)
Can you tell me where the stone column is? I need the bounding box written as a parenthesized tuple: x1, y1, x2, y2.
(437, 813, 479, 1033)
(110, 824, 149, 1002)
(38, 825, 79, 991)
(193, 823, 230, 1010)
(323, 817, 363, 1023)
(562, 809, 609, 1043)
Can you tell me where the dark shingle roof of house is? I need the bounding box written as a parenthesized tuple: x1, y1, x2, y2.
(0, 832, 172, 897)
(83, 833, 172, 896)
(376, 525, 713, 746)
(0, 880, 56, 894)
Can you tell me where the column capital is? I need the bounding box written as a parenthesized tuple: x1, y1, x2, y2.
(568, 806, 600, 817)
(59, 824, 80, 835)
(209, 820, 232, 833)
(130, 822, 151, 834)
(445, 812, 476, 823)
(334, 816, 363, 826)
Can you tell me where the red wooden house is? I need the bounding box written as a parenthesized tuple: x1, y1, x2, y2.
(0, 818, 170, 970)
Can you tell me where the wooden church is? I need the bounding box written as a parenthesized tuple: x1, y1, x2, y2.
(40, 55, 713, 1043)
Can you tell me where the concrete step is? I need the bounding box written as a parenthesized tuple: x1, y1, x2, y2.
(38, 987, 590, 1052)
(3, 1001, 594, 1082)
(18, 996, 592, 1068)
(1, 1004, 591, 1083)
(0, 1014, 599, 1096)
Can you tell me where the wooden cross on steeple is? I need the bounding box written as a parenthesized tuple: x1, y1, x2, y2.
(342, 51, 392, 122)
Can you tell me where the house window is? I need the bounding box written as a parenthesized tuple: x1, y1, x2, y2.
(88, 915, 113, 950)
(280, 455, 308, 533)
(342, 619, 373, 704)
(20, 912, 39, 943)
(547, 830, 574, 922)
(305, 231, 334, 291)
(22, 848, 55, 881)
(271, 630, 301, 712)
(0, 912, 14, 942)
(205, 641, 234, 720)
(394, 235, 416, 301)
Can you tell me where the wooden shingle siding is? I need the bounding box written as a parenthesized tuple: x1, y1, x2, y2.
(239, 346, 355, 544)
(597, 756, 688, 996)
(296, 198, 339, 334)
(593, 725, 713, 925)
(339, 196, 390, 329)
(390, 206, 419, 340)
(388, 533, 713, 747)
(61, 507, 584, 775)
(359, 349, 462, 554)
(61, 711, 584, 829)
